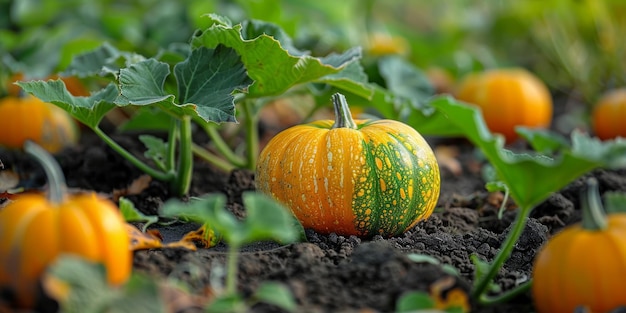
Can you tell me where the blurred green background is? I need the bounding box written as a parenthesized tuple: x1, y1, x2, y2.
(1, 0, 625, 106)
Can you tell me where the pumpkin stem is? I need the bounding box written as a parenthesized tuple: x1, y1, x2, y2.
(331, 93, 358, 129)
(581, 177, 607, 231)
(24, 140, 67, 204)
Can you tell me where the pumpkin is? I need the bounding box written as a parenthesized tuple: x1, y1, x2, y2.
(367, 33, 410, 56)
(455, 68, 553, 143)
(532, 178, 626, 313)
(592, 88, 626, 140)
(0, 95, 78, 153)
(256, 93, 440, 237)
(0, 141, 131, 308)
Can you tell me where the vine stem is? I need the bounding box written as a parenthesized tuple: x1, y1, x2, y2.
(479, 280, 532, 305)
(200, 123, 246, 168)
(24, 141, 66, 204)
(166, 118, 179, 171)
(471, 206, 532, 300)
(91, 126, 173, 182)
(173, 115, 193, 196)
(191, 143, 236, 173)
(242, 99, 259, 170)
(225, 243, 240, 295)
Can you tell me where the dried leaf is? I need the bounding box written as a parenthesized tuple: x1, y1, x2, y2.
(434, 145, 462, 176)
(430, 276, 470, 313)
(127, 224, 166, 251)
(112, 174, 152, 201)
(126, 224, 218, 251)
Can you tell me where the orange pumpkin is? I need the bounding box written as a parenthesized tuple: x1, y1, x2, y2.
(532, 178, 626, 313)
(256, 93, 440, 237)
(592, 88, 626, 140)
(0, 142, 131, 308)
(0, 96, 78, 153)
(455, 68, 553, 143)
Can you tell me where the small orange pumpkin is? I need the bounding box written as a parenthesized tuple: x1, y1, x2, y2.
(592, 88, 626, 140)
(0, 96, 78, 153)
(532, 178, 626, 313)
(256, 93, 440, 237)
(455, 68, 553, 143)
(0, 141, 131, 308)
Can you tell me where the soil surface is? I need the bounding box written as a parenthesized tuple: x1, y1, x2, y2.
(2, 110, 626, 313)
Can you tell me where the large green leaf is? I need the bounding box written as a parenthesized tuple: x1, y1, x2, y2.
(115, 46, 252, 123)
(116, 58, 174, 106)
(174, 45, 253, 123)
(191, 14, 372, 99)
(430, 96, 626, 209)
(45, 256, 164, 313)
(62, 42, 129, 77)
(17, 80, 117, 128)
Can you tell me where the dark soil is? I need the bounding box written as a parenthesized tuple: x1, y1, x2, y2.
(2, 117, 626, 313)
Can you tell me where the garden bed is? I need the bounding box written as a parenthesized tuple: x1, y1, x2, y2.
(3, 122, 624, 313)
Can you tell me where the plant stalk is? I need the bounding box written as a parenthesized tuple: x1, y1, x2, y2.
(166, 118, 179, 171)
(24, 141, 66, 204)
(479, 280, 532, 305)
(331, 93, 358, 129)
(201, 123, 246, 168)
(173, 115, 193, 196)
(581, 177, 607, 230)
(92, 126, 173, 182)
(242, 99, 259, 170)
(471, 206, 532, 299)
(226, 243, 240, 295)
(192, 143, 236, 173)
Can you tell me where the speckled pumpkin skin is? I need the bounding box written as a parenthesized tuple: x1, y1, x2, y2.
(256, 118, 440, 238)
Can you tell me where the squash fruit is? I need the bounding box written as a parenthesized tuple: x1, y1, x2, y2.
(532, 178, 626, 313)
(256, 93, 440, 237)
(0, 141, 131, 308)
(0, 96, 78, 153)
(455, 68, 553, 143)
(592, 88, 626, 140)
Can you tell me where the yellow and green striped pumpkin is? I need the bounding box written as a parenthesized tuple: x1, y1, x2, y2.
(256, 93, 440, 237)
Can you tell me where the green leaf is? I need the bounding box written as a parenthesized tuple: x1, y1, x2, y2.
(192, 15, 372, 99)
(240, 19, 307, 57)
(62, 42, 126, 77)
(138, 135, 168, 171)
(430, 96, 626, 209)
(253, 282, 297, 312)
(315, 48, 372, 99)
(378, 55, 434, 110)
(160, 193, 229, 226)
(17, 80, 117, 128)
(116, 58, 175, 106)
(119, 107, 173, 132)
(603, 191, 626, 214)
(395, 291, 436, 312)
(160, 192, 303, 248)
(119, 197, 159, 232)
(205, 294, 247, 313)
(239, 191, 305, 246)
(45, 255, 164, 313)
(516, 127, 570, 154)
(470, 254, 501, 294)
(173, 45, 253, 123)
(365, 85, 456, 136)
